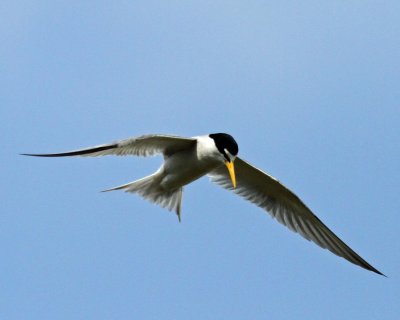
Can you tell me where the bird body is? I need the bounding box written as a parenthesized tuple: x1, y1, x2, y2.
(102, 135, 227, 218)
(160, 135, 223, 190)
(23, 133, 384, 276)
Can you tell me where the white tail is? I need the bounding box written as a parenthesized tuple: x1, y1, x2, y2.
(102, 172, 183, 221)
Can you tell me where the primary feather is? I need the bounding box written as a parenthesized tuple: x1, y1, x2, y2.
(22, 134, 196, 158)
(209, 157, 384, 275)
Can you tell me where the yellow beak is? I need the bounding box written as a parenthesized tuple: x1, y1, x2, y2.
(225, 160, 237, 188)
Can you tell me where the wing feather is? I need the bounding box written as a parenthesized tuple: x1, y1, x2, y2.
(22, 134, 196, 158)
(209, 157, 384, 275)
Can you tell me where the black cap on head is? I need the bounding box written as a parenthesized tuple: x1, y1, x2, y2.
(209, 133, 239, 161)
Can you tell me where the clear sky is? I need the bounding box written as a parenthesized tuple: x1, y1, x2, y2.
(2, 1, 399, 319)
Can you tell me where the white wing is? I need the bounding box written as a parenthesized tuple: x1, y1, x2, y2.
(209, 157, 383, 275)
(22, 134, 197, 158)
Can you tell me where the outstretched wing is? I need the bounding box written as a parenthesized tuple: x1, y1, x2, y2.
(22, 134, 197, 158)
(209, 157, 384, 275)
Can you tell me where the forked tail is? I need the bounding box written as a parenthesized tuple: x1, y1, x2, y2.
(102, 173, 183, 221)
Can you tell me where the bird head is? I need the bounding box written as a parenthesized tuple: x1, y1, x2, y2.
(209, 133, 238, 188)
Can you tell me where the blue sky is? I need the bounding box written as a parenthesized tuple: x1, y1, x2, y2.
(2, 1, 399, 319)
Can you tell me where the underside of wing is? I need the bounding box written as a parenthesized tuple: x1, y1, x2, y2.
(22, 134, 197, 158)
(209, 157, 384, 275)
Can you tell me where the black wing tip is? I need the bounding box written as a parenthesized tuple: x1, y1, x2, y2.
(20, 144, 118, 158)
(350, 250, 386, 277)
(20, 153, 64, 157)
(358, 260, 386, 277)
(370, 267, 387, 277)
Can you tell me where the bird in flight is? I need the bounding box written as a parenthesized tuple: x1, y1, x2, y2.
(23, 133, 384, 275)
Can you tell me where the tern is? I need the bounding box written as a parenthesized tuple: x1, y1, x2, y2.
(23, 133, 383, 275)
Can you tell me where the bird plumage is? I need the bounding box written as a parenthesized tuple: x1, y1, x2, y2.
(22, 133, 384, 275)
(209, 157, 383, 275)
